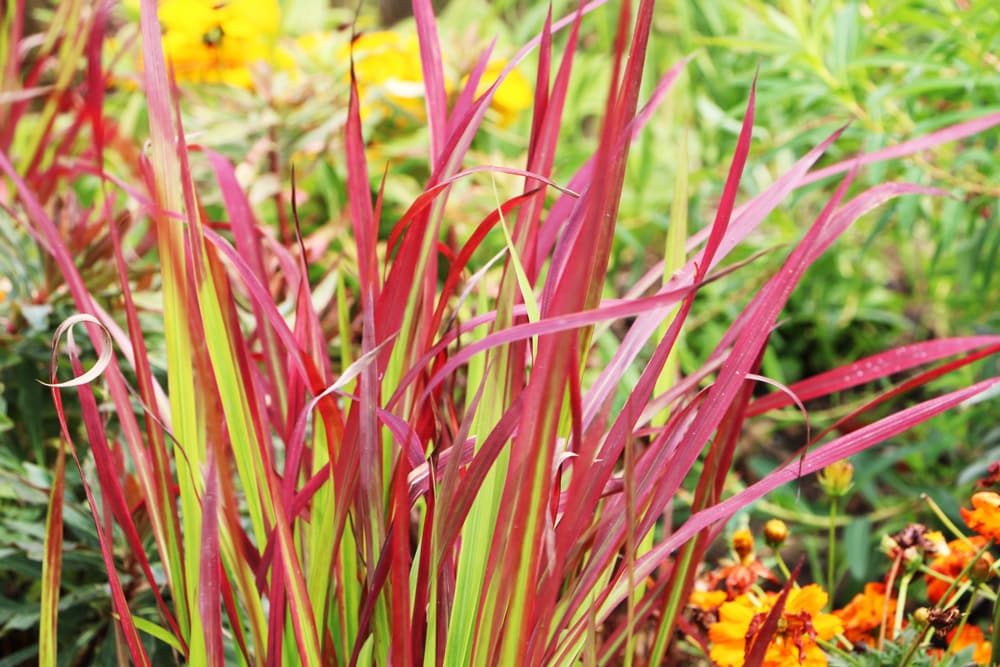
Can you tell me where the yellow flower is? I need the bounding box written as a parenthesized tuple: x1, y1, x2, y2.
(817, 459, 854, 497)
(468, 60, 532, 127)
(339, 31, 426, 123)
(335, 30, 533, 128)
(690, 589, 729, 633)
(690, 589, 728, 612)
(295, 31, 334, 60)
(709, 584, 843, 667)
(156, 0, 283, 88)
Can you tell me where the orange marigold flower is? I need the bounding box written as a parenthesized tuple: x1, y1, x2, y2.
(690, 589, 728, 611)
(833, 582, 896, 644)
(924, 536, 994, 605)
(690, 589, 729, 633)
(709, 584, 843, 667)
(709, 558, 780, 599)
(961, 492, 1000, 541)
(929, 623, 992, 665)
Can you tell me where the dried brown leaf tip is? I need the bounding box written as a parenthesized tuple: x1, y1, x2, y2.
(976, 461, 1000, 489)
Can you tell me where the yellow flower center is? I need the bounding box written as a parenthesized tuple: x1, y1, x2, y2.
(202, 25, 224, 47)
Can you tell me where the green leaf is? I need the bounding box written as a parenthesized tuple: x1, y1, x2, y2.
(132, 616, 185, 654)
(844, 517, 871, 581)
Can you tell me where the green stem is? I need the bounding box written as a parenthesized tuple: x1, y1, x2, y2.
(922, 493, 975, 545)
(992, 583, 1000, 667)
(773, 550, 792, 582)
(946, 591, 978, 656)
(896, 624, 932, 667)
(943, 579, 974, 609)
(894, 572, 913, 640)
(756, 498, 909, 528)
(828, 496, 837, 607)
(818, 637, 863, 667)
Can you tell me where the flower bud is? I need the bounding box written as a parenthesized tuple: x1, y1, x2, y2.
(763, 519, 788, 548)
(970, 553, 994, 584)
(732, 529, 755, 563)
(818, 459, 854, 497)
(913, 607, 931, 625)
(881, 533, 900, 557)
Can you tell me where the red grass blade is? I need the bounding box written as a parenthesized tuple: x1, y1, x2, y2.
(199, 449, 224, 666)
(743, 561, 803, 667)
(748, 336, 1000, 415)
(803, 110, 1000, 185)
(345, 33, 385, 594)
(389, 457, 414, 667)
(411, 0, 448, 164)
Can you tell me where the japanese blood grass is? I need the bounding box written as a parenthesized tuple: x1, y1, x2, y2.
(2, 0, 998, 665)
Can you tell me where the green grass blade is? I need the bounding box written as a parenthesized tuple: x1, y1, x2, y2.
(39, 440, 65, 667)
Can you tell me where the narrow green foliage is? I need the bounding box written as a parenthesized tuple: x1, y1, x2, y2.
(38, 441, 65, 667)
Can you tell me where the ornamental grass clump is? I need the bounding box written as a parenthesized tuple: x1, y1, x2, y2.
(3, 0, 1000, 664)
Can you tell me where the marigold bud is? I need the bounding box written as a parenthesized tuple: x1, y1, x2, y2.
(817, 459, 854, 497)
(732, 529, 755, 563)
(763, 519, 788, 548)
(970, 553, 994, 584)
(913, 607, 931, 625)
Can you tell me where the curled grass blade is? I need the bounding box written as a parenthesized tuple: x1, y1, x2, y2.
(47, 322, 151, 665)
